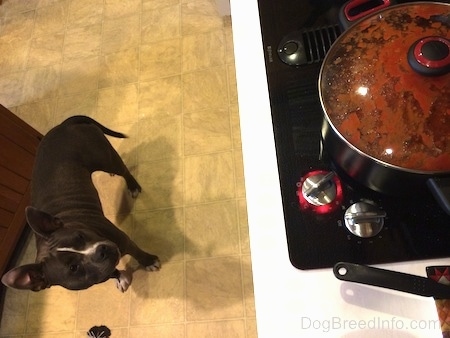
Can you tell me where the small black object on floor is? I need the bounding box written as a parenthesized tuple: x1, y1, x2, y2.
(87, 325, 111, 338)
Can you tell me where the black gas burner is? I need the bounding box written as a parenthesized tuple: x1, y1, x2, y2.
(257, 0, 450, 269)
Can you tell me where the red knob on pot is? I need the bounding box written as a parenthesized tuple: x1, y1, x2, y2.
(408, 37, 450, 77)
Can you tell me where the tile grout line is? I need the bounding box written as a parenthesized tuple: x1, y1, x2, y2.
(240, 255, 251, 337)
(128, 2, 144, 336)
(179, 2, 189, 335)
(21, 5, 36, 337)
(181, 14, 188, 325)
(52, 0, 68, 128)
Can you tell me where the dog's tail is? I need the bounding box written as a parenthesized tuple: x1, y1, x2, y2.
(61, 115, 127, 138)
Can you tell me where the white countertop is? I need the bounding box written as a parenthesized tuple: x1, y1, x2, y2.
(229, 1, 447, 337)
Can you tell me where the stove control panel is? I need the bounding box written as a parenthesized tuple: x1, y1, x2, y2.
(344, 202, 386, 238)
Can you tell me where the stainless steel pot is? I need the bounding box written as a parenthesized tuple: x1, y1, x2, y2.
(319, 1, 450, 214)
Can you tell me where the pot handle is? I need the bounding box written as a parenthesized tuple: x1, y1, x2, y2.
(339, 0, 396, 30)
(427, 177, 450, 216)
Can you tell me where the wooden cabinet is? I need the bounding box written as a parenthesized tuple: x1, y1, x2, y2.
(0, 105, 42, 277)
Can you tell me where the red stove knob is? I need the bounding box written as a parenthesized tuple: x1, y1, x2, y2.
(297, 170, 343, 214)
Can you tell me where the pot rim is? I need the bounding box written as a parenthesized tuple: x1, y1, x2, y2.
(318, 1, 450, 176)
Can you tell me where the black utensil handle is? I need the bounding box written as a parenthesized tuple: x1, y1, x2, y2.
(333, 262, 450, 299)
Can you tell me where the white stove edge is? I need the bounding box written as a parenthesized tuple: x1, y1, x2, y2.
(229, 0, 447, 337)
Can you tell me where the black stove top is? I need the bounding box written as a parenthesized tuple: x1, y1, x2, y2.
(256, 0, 450, 269)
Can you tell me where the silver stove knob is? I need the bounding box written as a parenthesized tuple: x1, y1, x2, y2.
(301, 171, 336, 206)
(344, 202, 386, 238)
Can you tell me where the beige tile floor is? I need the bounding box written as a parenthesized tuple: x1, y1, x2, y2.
(0, 0, 257, 337)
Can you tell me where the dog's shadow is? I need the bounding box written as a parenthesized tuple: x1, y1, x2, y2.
(94, 125, 249, 316)
(94, 132, 187, 287)
(94, 134, 187, 262)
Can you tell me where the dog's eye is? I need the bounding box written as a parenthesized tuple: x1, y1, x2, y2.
(69, 264, 79, 272)
(74, 233, 85, 246)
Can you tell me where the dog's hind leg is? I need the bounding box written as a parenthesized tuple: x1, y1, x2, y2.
(75, 123, 142, 197)
(87, 135, 142, 197)
(104, 149, 142, 198)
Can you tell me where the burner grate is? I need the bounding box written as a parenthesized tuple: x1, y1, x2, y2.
(302, 25, 341, 63)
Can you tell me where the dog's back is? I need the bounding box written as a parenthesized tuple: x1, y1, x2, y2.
(31, 116, 129, 217)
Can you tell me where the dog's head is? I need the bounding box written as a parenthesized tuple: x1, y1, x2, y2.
(1, 207, 120, 291)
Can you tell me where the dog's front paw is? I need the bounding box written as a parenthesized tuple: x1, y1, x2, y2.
(116, 269, 132, 292)
(145, 257, 161, 272)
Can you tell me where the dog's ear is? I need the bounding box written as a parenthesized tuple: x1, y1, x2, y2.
(25, 206, 64, 238)
(1, 263, 49, 291)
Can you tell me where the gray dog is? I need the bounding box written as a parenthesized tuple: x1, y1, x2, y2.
(1, 116, 160, 292)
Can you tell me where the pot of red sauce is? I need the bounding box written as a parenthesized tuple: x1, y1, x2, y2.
(319, 1, 450, 214)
